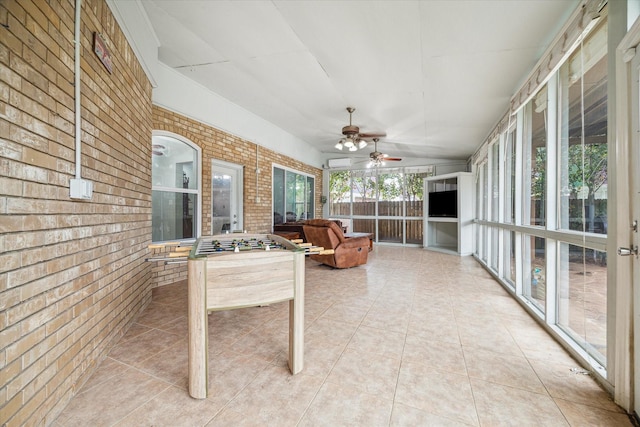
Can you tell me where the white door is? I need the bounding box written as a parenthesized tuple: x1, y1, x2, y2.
(616, 26, 640, 414)
(211, 160, 243, 234)
(631, 45, 640, 418)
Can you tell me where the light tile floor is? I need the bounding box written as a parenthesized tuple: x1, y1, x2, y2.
(54, 246, 633, 426)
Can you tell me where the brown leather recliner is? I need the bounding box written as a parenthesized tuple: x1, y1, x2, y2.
(303, 219, 369, 268)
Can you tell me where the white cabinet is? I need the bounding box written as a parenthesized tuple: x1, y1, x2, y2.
(423, 172, 474, 256)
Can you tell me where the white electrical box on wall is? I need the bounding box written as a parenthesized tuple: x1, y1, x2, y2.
(70, 178, 93, 200)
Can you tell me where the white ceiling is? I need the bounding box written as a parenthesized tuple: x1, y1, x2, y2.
(141, 0, 578, 162)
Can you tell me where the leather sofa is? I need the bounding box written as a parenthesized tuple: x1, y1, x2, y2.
(274, 219, 346, 242)
(303, 219, 369, 269)
(273, 222, 307, 241)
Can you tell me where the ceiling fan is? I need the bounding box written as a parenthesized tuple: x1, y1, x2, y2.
(368, 138, 402, 167)
(335, 107, 386, 152)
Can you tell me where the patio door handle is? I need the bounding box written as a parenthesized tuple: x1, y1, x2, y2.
(617, 246, 638, 257)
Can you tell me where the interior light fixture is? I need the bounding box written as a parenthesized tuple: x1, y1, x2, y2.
(152, 143, 166, 156)
(368, 158, 385, 168)
(335, 106, 386, 152)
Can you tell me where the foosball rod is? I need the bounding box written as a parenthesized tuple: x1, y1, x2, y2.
(288, 239, 335, 255)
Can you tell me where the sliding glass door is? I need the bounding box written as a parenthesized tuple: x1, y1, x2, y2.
(273, 166, 314, 225)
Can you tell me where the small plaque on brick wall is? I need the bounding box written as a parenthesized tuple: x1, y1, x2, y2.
(93, 32, 113, 74)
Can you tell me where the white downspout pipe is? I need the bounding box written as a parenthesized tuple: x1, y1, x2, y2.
(74, 0, 81, 180)
(70, 0, 92, 199)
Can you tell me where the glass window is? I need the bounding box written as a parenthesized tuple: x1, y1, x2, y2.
(305, 176, 315, 220)
(329, 170, 351, 217)
(405, 171, 425, 218)
(378, 169, 403, 243)
(523, 235, 546, 313)
(475, 165, 483, 258)
(558, 20, 608, 234)
(273, 168, 285, 224)
(472, 15, 609, 374)
(378, 219, 403, 243)
(491, 143, 500, 222)
(523, 87, 548, 227)
(285, 172, 297, 222)
(352, 218, 376, 239)
(481, 162, 489, 263)
(377, 169, 403, 216)
(490, 144, 500, 271)
(151, 134, 199, 242)
(405, 219, 423, 245)
(504, 127, 516, 224)
(405, 167, 427, 245)
(328, 166, 431, 245)
(502, 230, 516, 288)
(352, 170, 377, 216)
(557, 243, 607, 365)
(273, 167, 314, 225)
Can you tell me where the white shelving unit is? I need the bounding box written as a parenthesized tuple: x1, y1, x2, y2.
(423, 172, 474, 256)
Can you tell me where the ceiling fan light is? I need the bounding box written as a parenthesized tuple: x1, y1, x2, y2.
(335, 141, 344, 150)
(357, 140, 367, 149)
(343, 137, 355, 148)
(348, 145, 357, 152)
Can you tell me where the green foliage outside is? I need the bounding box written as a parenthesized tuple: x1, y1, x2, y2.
(328, 170, 351, 203)
(329, 169, 425, 202)
(531, 142, 607, 229)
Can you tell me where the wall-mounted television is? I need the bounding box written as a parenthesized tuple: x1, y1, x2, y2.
(428, 190, 457, 218)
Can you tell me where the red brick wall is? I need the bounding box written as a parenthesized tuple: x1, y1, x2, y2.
(0, 0, 153, 425)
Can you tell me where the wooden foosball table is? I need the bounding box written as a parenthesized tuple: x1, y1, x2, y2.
(186, 233, 305, 399)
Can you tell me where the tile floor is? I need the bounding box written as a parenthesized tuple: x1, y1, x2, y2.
(54, 246, 633, 426)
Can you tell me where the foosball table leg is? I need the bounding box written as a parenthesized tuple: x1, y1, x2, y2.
(188, 258, 208, 399)
(288, 252, 305, 374)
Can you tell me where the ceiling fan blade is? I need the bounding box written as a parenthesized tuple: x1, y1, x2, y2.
(358, 132, 387, 139)
(384, 157, 402, 161)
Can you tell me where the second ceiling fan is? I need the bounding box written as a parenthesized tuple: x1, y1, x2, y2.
(368, 138, 402, 167)
(335, 107, 386, 152)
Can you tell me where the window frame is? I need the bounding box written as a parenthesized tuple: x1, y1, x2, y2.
(151, 130, 202, 243)
(471, 13, 609, 379)
(272, 164, 315, 225)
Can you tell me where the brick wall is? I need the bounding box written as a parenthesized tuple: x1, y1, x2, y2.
(150, 106, 323, 288)
(0, 0, 324, 424)
(148, 242, 190, 288)
(0, 1, 153, 425)
(153, 106, 323, 236)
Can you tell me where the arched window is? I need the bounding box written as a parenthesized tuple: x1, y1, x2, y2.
(151, 132, 201, 242)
